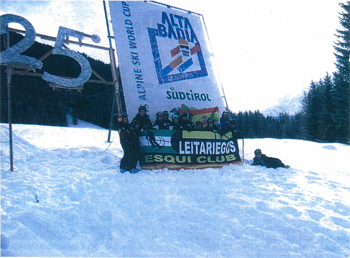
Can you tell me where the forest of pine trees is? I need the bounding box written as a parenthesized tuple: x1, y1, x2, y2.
(299, 2, 349, 144)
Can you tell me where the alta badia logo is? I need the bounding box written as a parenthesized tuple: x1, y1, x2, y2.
(148, 11, 208, 84)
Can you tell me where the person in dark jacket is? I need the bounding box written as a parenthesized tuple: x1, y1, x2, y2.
(225, 119, 242, 152)
(251, 149, 288, 169)
(194, 120, 204, 130)
(153, 111, 169, 129)
(118, 114, 139, 173)
(188, 113, 195, 130)
(130, 106, 152, 136)
(162, 111, 172, 129)
(169, 113, 181, 131)
(220, 111, 230, 132)
(204, 118, 218, 132)
(128, 106, 152, 173)
(179, 112, 194, 131)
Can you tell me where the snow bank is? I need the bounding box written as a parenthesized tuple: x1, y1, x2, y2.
(1, 123, 349, 257)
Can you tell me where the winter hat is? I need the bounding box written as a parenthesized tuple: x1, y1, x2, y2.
(254, 149, 262, 155)
(138, 106, 147, 112)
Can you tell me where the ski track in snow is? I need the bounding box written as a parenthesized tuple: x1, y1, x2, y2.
(1, 123, 350, 257)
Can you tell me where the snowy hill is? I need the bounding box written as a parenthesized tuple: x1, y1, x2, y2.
(262, 94, 303, 116)
(1, 122, 350, 257)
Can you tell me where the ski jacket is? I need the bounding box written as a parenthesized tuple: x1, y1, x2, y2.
(180, 120, 194, 131)
(163, 119, 172, 128)
(118, 121, 140, 171)
(220, 116, 230, 131)
(130, 114, 152, 135)
(118, 122, 134, 146)
(170, 121, 182, 131)
(153, 119, 169, 129)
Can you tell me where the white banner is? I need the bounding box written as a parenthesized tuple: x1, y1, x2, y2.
(109, 1, 226, 121)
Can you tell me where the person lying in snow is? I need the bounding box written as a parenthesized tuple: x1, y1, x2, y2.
(251, 149, 289, 169)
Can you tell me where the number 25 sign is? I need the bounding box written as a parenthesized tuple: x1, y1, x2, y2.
(0, 14, 101, 87)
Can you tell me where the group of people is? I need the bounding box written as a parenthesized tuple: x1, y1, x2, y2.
(118, 106, 288, 173)
(118, 106, 241, 173)
(151, 109, 238, 136)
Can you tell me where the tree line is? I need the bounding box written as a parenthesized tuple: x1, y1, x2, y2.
(228, 110, 302, 140)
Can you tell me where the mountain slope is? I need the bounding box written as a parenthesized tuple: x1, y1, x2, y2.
(262, 94, 303, 116)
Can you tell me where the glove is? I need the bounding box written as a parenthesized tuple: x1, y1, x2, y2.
(153, 125, 159, 130)
(169, 126, 173, 130)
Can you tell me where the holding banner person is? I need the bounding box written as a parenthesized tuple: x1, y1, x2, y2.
(129, 106, 153, 173)
(118, 114, 139, 173)
(204, 118, 218, 132)
(195, 120, 204, 130)
(220, 111, 230, 132)
(130, 106, 152, 134)
(188, 113, 195, 130)
(162, 111, 172, 128)
(169, 114, 181, 131)
(153, 111, 169, 129)
(180, 112, 194, 131)
(227, 119, 242, 153)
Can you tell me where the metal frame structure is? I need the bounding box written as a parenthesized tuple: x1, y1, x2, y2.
(1, 24, 122, 171)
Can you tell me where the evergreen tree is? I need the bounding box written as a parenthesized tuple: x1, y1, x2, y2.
(279, 112, 291, 139)
(318, 74, 336, 142)
(290, 112, 304, 139)
(304, 81, 323, 141)
(333, 2, 350, 143)
(265, 115, 279, 138)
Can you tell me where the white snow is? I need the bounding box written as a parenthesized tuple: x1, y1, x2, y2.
(1, 121, 350, 257)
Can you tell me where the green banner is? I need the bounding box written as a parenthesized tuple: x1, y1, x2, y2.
(140, 129, 242, 170)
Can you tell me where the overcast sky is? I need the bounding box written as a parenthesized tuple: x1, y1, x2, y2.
(1, 0, 343, 112)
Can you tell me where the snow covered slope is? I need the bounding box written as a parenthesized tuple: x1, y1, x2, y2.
(1, 123, 349, 257)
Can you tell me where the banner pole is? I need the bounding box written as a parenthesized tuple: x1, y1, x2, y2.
(6, 27, 14, 172)
(7, 66, 14, 172)
(103, 0, 123, 142)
